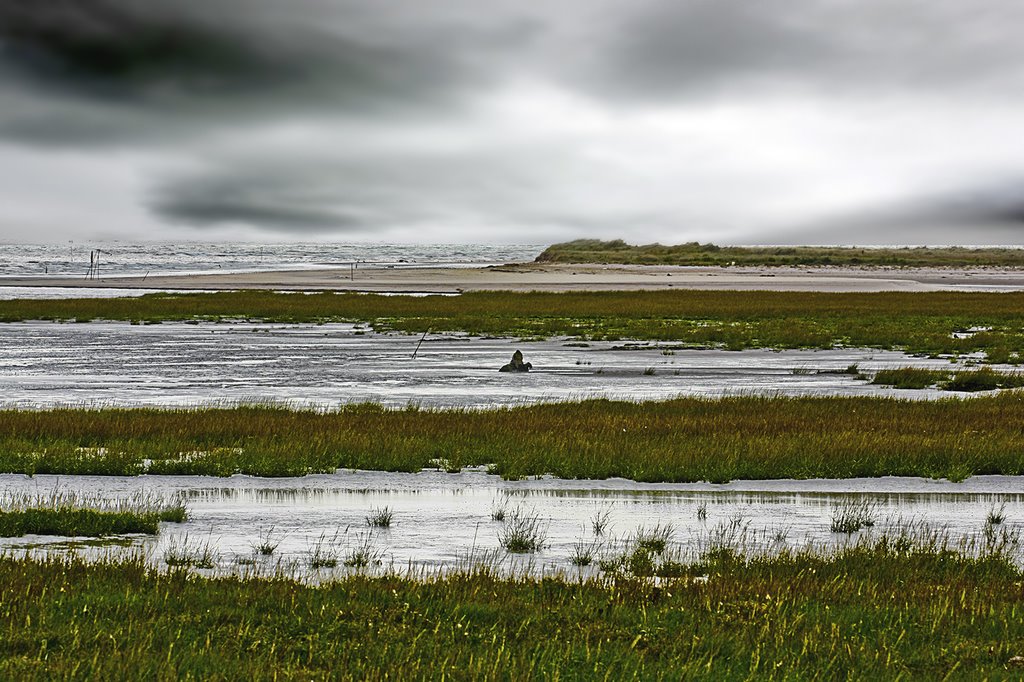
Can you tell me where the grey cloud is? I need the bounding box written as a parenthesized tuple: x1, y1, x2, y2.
(5, 0, 1024, 146)
(568, 1, 1024, 101)
(0, 0, 532, 144)
(147, 146, 674, 237)
(774, 185, 1024, 245)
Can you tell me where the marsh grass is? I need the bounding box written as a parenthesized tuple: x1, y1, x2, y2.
(568, 537, 601, 566)
(0, 490, 186, 537)
(251, 526, 280, 556)
(871, 367, 949, 389)
(831, 499, 879, 534)
(946, 367, 1024, 392)
(695, 501, 708, 521)
(870, 366, 1024, 391)
(4, 288, 1024, 361)
(498, 508, 547, 553)
(986, 503, 1007, 526)
(164, 535, 218, 569)
(307, 531, 340, 569)
(590, 507, 612, 536)
(4, 531, 1024, 678)
(343, 533, 384, 568)
(632, 523, 673, 554)
(365, 506, 393, 528)
(5, 394, 1024, 482)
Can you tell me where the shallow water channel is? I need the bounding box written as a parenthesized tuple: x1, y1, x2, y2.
(2, 472, 1021, 577)
(0, 321, 974, 408)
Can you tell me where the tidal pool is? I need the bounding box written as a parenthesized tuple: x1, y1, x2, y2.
(0, 321, 974, 408)
(2, 472, 1020, 577)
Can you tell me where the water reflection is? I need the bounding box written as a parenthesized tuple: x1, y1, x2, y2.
(0, 471, 1020, 577)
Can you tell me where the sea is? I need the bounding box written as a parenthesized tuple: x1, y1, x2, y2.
(0, 242, 547, 278)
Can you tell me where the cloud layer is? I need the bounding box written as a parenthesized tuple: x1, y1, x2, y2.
(1, 0, 1023, 243)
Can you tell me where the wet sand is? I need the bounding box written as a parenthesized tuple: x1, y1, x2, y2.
(3, 262, 1024, 293)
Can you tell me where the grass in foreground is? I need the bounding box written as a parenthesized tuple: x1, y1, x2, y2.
(1, 394, 1024, 481)
(2, 538, 1024, 678)
(0, 491, 186, 537)
(537, 238, 1024, 267)
(1, 289, 1024, 360)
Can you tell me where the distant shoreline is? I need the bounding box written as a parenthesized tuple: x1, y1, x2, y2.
(2, 261, 1024, 293)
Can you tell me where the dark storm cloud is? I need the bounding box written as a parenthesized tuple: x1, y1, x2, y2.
(0, 0, 533, 144)
(147, 146, 670, 237)
(0, 0, 294, 97)
(2, 0, 1023, 144)
(150, 156, 523, 233)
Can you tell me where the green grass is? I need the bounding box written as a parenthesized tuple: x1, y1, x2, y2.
(0, 491, 186, 537)
(2, 288, 1024, 360)
(871, 366, 1024, 391)
(871, 367, 951, 389)
(1, 394, 1024, 481)
(2, 538, 1024, 679)
(537, 238, 1024, 267)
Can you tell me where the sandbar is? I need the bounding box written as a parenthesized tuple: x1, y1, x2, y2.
(2, 262, 1024, 294)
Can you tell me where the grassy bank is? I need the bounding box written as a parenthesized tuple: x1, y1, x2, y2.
(2, 540, 1023, 679)
(537, 238, 1024, 267)
(0, 491, 186, 537)
(1, 289, 1024, 360)
(2, 394, 1023, 481)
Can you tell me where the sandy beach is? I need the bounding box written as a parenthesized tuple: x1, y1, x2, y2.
(2, 262, 1024, 294)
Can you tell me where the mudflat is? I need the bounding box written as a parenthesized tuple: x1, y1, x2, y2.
(2, 261, 1024, 293)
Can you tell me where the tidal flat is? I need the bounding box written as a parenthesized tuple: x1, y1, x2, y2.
(0, 320, 981, 409)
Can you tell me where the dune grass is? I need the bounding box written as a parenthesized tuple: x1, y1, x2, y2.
(537, 238, 1024, 267)
(2, 536, 1024, 679)
(0, 491, 186, 537)
(1, 289, 1024, 360)
(1, 393, 1023, 482)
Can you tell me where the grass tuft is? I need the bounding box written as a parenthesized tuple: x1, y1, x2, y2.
(498, 508, 547, 553)
(365, 506, 393, 528)
(831, 499, 879, 534)
(164, 535, 218, 569)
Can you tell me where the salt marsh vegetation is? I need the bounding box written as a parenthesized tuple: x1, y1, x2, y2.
(0, 489, 185, 537)
(1, 393, 1022, 482)
(2, 288, 1024, 360)
(3, 531, 1024, 678)
(871, 366, 1024, 391)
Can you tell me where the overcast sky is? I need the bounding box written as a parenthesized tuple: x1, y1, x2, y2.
(1, 0, 1023, 245)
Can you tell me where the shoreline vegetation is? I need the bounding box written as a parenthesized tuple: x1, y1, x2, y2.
(0, 491, 186, 537)
(537, 238, 1024, 268)
(1, 289, 1023, 361)
(2, 394, 1023, 481)
(2, 535, 1023, 678)
(870, 366, 1024, 391)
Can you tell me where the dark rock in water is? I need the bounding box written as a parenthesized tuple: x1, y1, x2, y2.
(500, 349, 533, 373)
